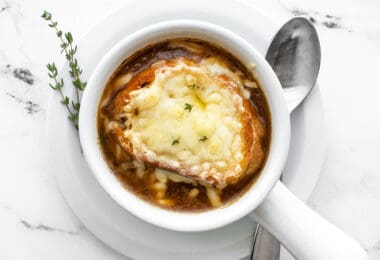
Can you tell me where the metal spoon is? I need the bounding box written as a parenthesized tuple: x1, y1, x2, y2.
(250, 17, 321, 260)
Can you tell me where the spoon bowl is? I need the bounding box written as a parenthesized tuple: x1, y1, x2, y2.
(266, 17, 321, 112)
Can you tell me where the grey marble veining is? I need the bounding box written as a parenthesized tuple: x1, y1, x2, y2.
(20, 220, 83, 235)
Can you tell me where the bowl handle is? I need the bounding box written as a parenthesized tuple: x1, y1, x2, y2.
(250, 181, 368, 260)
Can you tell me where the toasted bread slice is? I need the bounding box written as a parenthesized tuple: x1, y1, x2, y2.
(105, 58, 265, 186)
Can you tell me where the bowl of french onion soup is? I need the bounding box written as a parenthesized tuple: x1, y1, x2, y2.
(79, 20, 290, 232)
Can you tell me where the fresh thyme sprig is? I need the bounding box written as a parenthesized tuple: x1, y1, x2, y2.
(42, 10, 86, 129)
(47, 63, 78, 128)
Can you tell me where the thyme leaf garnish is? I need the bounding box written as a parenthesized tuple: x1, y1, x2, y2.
(172, 137, 180, 145)
(199, 136, 208, 142)
(184, 103, 193, 112)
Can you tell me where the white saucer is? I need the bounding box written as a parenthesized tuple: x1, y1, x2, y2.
(47, 0, 325, 259)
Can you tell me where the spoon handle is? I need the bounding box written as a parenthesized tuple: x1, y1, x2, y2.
(251, 225, 280, 260)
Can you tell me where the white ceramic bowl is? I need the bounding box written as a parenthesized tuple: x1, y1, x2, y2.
(79, 19, 367, 260)
(79, 20, 289, 232)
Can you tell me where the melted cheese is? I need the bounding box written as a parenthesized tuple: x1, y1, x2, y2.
(123, 59, 248, 184)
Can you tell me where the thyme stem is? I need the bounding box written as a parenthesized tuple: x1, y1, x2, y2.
(52, 26, 80, 104)
(42, 10, 86, 129)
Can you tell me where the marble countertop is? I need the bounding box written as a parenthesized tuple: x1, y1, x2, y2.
(1, 0, 379, 259)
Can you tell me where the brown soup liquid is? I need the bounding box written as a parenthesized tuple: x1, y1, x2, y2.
(97, 39, 271, 211)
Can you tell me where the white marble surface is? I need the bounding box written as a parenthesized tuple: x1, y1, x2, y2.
(0, 0, 379, 259)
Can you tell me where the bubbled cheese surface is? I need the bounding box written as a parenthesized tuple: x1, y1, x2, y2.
(123, 58, 251, 185)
